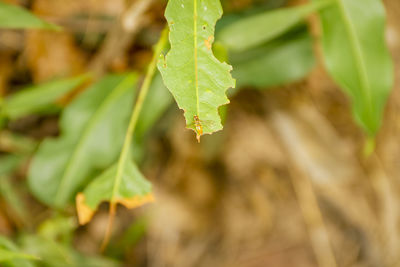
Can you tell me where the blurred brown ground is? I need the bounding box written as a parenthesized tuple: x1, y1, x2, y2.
(1, 0, 400, 267)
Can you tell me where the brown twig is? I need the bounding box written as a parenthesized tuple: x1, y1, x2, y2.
(88, 0, 156, 77)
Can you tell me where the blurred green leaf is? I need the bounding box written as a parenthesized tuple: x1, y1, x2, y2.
(28, 73, 138, 207)
(0, 154, 22, 176)
(158, 0, 235, 141)
(20, 232, 119, 267)
(0, 176, 29, 226)
(316, 0, 393, 136)
(218, 0, 331, 51)
(106, 215, 148, 258)
(2, 75, 89, 120)
(76, 161, 153, 225)
(0, 1, 60, 30)
(76, 30, 168, 226)
(0, 236, 36, 267)
(0, 155, 29, 226)
(0, 248, 38, 262)
(117, 215, 147, 249)
(38, 216, 76, 244)
(230, 29, 315, 88)
(212, 41, 229, 63)
(13, 212, 119, 266)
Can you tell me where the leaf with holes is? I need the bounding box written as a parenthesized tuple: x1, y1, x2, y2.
(315, 0, 393, 136)
(158, 0, 235, 142)
(28, 73, 137, 207)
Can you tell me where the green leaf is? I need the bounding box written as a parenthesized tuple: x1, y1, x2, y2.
(316, 0, 393, 135)
(158, 0, 235, 141)
(217, 0, 331, 52)
(106, 215, 148, 257)
(20, 231, 119, 267)
(76, 161, 153, 225)
(76, 29, 168, 229)
(0, 154, 22, 176)
(18, 216, 118, 266)
(0, 175, 29, 226)
(28, 73, 138, 207)
(0, 248, 38, 262)
(0, 155, 29, 225)
(2, 74, 89, 120)
(0, 236, 36, 267)
(230, 28, 315, 88)
(0, 1, 60, 30)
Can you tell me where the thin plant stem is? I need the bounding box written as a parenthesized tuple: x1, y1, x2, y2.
(101, 27, 169, 251)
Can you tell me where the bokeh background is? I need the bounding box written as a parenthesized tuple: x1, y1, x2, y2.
(1, 0, 400, 266)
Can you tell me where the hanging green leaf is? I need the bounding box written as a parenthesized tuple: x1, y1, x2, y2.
(230, 28, 315, 88)
(158, 0, 235, 142)
(76, 161, 153, 225)
(315, 0, 393, 136)
(217, 0, 332, 52)
(0, 2, 60, 30)
(2, 74, 89, 120)
(28, 73, 138, 207)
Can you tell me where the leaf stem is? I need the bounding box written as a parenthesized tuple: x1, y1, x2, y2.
(101, 27, 169, 251)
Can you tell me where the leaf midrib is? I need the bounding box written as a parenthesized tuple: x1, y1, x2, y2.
(54, 75, 135, 205)
(334, 0, 372, 116)
(194, 0, 200, 118)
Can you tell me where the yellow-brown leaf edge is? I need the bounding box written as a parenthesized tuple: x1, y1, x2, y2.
(76, 28, 168, 250)
(76, 162, 154, 225)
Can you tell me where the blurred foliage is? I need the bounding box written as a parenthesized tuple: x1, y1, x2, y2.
(0, 1, 59, 30)
(28, 73, 138, 207)
(229, 26, 315, 88)
(0, 0, 395, 266)
(316, 0, 393, 136)
(218, 0, 330, 51)
(1, 74, 89, 120)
